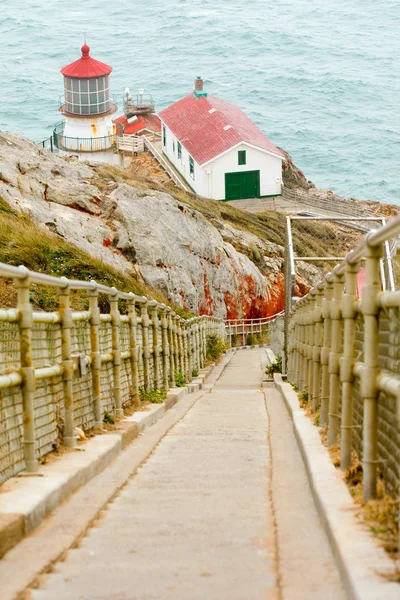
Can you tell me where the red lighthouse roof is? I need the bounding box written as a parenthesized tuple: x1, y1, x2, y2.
(61, 44, 112, 79)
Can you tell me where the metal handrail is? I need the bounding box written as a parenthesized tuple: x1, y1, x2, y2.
(142, 136, 192, 193)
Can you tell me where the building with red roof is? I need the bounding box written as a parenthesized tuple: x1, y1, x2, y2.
(159, 77, 284, 200)
(114, 113, 161, 137)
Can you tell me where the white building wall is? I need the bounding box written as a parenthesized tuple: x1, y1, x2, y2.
(161, 122, 206, 196)
(206, 143, 283, 200)
(161, 122, 282, 200)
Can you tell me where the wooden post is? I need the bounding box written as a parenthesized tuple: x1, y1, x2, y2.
(59, 281, 76, 447)
(128, 295, 140, 406)
(88, 285, 103, 427)
(16, 272, 38, 472)
(109, 290, 123, 416)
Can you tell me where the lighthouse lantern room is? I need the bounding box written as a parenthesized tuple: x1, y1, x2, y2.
(54, 44, 118, 161)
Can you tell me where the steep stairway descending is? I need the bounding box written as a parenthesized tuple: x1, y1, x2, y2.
(31, 349, 345, 600)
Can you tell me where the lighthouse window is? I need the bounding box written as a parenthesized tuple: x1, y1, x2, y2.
(63, 75, 111, 116)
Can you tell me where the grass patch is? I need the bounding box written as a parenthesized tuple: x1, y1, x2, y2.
(103, 411, 115, 425)
(206, 335, 227, 362)
(266, 355, 282, 375)
(139, 388, 167, 404)
(174, 372, 186, 387)
(0, 197, 184, 312)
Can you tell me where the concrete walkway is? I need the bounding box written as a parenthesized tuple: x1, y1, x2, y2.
(31, 349, 345, 600)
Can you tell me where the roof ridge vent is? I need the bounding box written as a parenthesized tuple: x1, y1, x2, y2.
(223, 124, 232, 131)
(208, 108, 216, 114)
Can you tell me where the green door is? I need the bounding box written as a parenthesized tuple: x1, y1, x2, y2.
(225, 170, 260, 201)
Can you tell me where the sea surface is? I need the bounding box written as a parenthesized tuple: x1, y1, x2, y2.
(0, 0, 399, 204)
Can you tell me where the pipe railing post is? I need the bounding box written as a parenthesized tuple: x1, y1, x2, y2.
(178, 318, 186, 379)
(167, 309, 175, 387)
(361, 243, 382, 500)
(88, 284, 103, 427)
(180, 320, 187, 380)
(149, 301, 160, 390)
(321, 278, 333, 426)
(173, 314, 179, 376)
(16, 272, 38, 472)
(328, 272, 344, 446)
(109, 290, 123, 416)
(160, 307, 170, 390)
(308, 290, 316, 407)
(128, 295, 140, 406)
(141, 301, 150, 391)
(299, 298, 307, 392)
(340, 262, 360, 470)
(59, 280, 76, 447)
(312, 286, 324, 412)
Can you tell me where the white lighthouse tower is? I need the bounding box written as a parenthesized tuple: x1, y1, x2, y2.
(53, 44, 118, 162)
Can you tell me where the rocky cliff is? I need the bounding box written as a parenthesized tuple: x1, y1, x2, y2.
(0, 132, 329, 318)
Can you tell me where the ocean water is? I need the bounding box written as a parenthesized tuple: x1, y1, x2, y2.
(0, 0, 399, 204)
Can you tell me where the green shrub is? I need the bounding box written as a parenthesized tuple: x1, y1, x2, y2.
(246, 334, 256, 346)
(174, 372, 186, 387)
(103, 411, 115, 424)
(139, 388, 167, 404)
(192, 369, 199, 378)
(299, 391, 309, 404)
(265, 355, 282, 375)
(206, 335, 227, 361)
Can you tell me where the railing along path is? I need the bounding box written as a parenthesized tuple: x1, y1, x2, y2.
(287, 216, 400, 518)
(0, 263, 225, 484)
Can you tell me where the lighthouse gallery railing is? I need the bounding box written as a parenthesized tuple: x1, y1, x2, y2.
(53, 122, 116, 153)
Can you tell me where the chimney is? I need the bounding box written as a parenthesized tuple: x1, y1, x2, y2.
(194, 76, 207, 98)
(194, 76, 203, 92)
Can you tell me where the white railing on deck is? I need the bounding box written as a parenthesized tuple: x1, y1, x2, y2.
(117, 135, 145, 154)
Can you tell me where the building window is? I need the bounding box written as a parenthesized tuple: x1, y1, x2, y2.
(238, 150, 246, 165)
(173, 141, 175, 153)
(163, 125, 166, 147)
(177, 142, 182, 161)
(189, 156, 195, 179)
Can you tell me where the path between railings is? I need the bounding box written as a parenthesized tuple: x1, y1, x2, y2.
(6, 348, 346, 600)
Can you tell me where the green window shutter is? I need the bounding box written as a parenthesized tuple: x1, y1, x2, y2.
(238, 150, 246, 165)
(162, 125, 166, 147)
(178, 142, 182, 160)
(189, 156, 195, 179)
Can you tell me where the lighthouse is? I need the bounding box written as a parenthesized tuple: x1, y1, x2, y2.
(53, 44, 118, 162)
